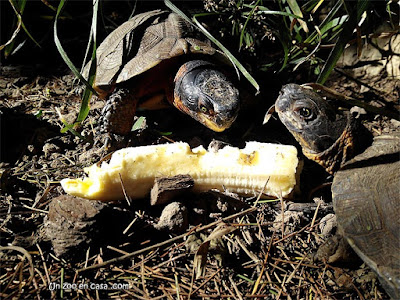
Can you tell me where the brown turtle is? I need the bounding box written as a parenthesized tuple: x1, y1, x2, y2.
(85, 9, 239, 135)
(275, 83, 400, 299)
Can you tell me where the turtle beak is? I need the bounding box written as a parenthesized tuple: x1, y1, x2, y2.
(196, 111, 237, 132)
(173, 94, 238, 132)
(275, 86, 300, 133)
(275, 84, 297, 115)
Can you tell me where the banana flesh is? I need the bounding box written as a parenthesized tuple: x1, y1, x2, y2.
(61, 142, 299, 202)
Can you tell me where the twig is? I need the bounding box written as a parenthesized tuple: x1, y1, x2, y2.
(35, 244, 50, 289)
(119, 173, 132, 206)
(0, 246, 35, 294)
(107, 245, 129, 255)
(280, 196, 284, 240)
(251, 230, 275, 295)
(77, 206, 257, 273)
(141, 256, 150, 299)
(190, 268, 221, 296)
(307, 200, 321, 243)
(123, 216, 138, 235)
(229, 275, 244, 300)
(21, 204, 48, 214)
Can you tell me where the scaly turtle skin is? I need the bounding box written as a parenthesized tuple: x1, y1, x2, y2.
(275, 84, 400, 299)
(85, 10, 239, 135)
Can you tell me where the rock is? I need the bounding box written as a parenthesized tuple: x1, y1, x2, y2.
(154, 202, 188, 233)
(319, 213, 337, 237)
(314, 234, 357, 264)
(271, 210, 306, 235)
(44, 195, 130, 258)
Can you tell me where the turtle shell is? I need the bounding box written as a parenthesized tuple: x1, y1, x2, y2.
(332, 133, 400, 299)
(90, 10, 216, 94)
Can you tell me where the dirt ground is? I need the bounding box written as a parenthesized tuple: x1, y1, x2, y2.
(1, 15, 399, 300)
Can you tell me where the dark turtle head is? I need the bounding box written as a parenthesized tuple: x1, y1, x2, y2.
(173, 60, 240, 132)
(275, 84, 353, 173)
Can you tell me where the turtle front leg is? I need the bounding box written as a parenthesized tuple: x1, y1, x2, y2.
(101, 87, 138, 135)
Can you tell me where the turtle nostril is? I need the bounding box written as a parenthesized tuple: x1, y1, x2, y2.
(215, 117, 224, 126)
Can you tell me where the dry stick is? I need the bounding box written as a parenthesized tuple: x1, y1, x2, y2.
(285, 256, 306, 284)
(84, 248, 90, 270)
(222, 279, 237, 299)
(107, 245, 129, 255)
(235, 236, 259, 264)
(119, 173, 132, 206)
(190, 268, 222, 296)
(278, 272, 290, 299)
(123, 216, 138, 235)
(141, 256, 150, 299)
(34, 267, 46, 291)
(174, 272, 181, 300)
(191, 181, 270, 298)
(32, 184, 52, 208)
(278, 247, 296, 271)
(0, 246, 35, 289)
(35, 244, 50, 288)
(229, 275, 244, 300)
(307, 200, 321, 243)
(155, 253, 187, 269)
(31, 272, 40, 300)
(270, 257, 318, 269)
(280, 196, 285, 240)
(251, 230, 275, 295)
(273, 221, 317, 246)
(77, 206, 257, 273)
(2, 259, 20, 295)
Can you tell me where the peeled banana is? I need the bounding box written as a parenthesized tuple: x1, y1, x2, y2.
(61, 142, 299, 202)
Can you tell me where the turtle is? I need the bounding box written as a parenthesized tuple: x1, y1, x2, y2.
(275, 83, 400, 299)
(85, 9, 240, 135)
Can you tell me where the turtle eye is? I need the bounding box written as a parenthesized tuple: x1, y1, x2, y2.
(298, 107, 313, 119)
(200, 105, 209, 114)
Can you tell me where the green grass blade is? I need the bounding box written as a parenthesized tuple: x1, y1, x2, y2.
(20, 18, 41, 48)
(17, 0, 27, 13)
(164, 0, 193, 25)
(287, 0, 304, 18)
(239, 0, 260, 50)
(54, 0, 96, 94)
(75, 0, 98, 124)
(304, 1, 343, 44)
(317, 0, 370, 84)
(319, 16, 348, 38)
(311, 0, 325, 14)
(193, 15, 260, 93)
(165, 0, 259, 93)
(5, 0, 41, 51)
(54, 0, 98, 135)
(276, 34, 290, 72)
(76, 67, 94, 125)
(251, 6, 302, 18)
(0, 21, 21, 52)
(131, 116, 146, 132)
(57, 108, 85, 138)
(293, 38, 321, 71)
(40, 0, 65, 14)
(286, 0, 308, 32)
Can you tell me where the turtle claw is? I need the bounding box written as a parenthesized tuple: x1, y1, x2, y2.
(102, 134, 112, 151)
(100, 132, 126, 152)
